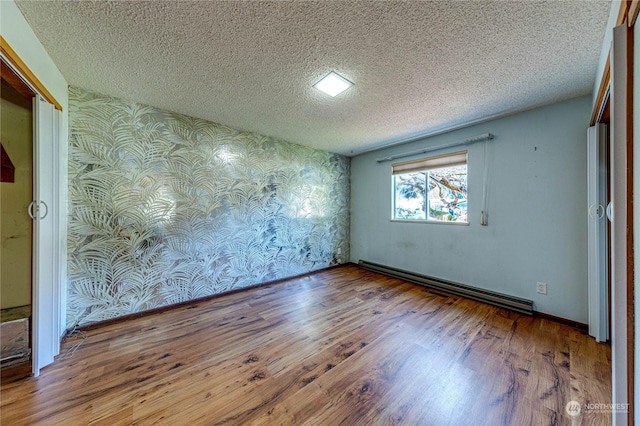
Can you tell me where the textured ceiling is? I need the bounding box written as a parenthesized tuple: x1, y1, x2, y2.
(15, 0, 611, 156)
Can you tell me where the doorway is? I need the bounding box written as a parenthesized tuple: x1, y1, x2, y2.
(0, 67, 35, 369)
(588, 103, 611, 344)
(1, 39, 63, 378)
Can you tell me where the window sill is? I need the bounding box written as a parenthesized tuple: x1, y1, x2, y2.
(390, 219, 470, 226)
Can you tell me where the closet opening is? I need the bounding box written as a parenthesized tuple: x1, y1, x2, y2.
(0, 60, 35, 372)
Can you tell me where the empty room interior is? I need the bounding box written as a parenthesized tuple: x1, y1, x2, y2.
(0, 0, 639, 425)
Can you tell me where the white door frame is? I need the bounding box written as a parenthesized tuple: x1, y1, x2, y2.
(610, 23, 631, 426)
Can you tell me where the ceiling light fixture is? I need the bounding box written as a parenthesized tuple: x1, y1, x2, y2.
(313, 71, 353, 97)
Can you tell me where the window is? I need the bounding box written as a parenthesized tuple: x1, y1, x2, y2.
(392, 151, 468, 223)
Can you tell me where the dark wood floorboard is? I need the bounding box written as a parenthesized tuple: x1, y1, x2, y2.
(0, 265, 611, 425)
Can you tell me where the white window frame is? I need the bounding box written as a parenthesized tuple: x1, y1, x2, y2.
(391, 151, 468, 225)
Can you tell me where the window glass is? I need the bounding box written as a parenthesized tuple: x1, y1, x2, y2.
(394, 171, 426, 220)
(392, 152, 467, 223)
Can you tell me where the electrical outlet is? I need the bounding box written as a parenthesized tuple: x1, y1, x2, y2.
(536, 282, 547, 295)
(336, 247, 342, 255)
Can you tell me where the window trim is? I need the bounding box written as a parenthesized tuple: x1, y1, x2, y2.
(390, 218, 470, 226)
(391, 150, 468, 224)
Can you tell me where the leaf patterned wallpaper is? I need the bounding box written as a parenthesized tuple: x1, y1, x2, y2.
(67, 87, 350, 327)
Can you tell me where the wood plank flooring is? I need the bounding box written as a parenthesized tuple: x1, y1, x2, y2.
(0, 265, 611, 425)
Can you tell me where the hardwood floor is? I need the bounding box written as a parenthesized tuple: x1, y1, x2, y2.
(0, 265, 611, 425)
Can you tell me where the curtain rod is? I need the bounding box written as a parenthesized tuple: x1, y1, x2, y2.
(375, 133, 494, 163)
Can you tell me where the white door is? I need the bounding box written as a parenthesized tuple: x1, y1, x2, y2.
(32, 96, 61, 376)
(587, 124, 608, 342)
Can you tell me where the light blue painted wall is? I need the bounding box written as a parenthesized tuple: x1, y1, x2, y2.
(351, 96, 591, 322)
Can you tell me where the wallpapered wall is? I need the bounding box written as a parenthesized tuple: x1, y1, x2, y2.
(67, 87, 350, 327)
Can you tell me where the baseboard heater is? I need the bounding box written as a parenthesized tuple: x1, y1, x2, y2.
(358, 260, 534, 315)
